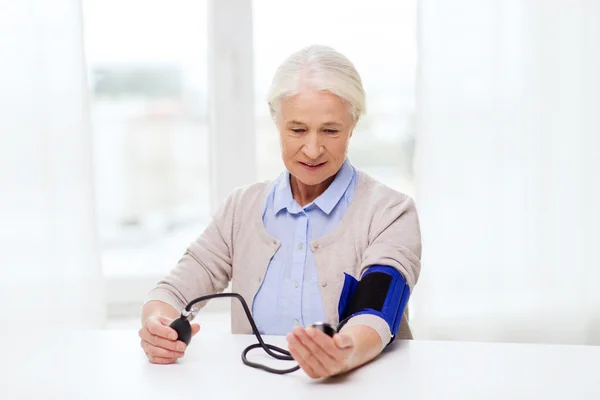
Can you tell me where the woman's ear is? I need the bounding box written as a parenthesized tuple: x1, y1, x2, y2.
(349, 125, 356, 138)
(349, 118, 358, 138)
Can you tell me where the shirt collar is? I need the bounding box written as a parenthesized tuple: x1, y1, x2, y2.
(273, 159, 354, 215)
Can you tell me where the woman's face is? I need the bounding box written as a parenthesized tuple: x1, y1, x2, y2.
(276, 89, 355, 187)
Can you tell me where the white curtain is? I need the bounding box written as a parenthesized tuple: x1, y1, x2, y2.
(412, 0, 600, 345)
(0, 1, 105, 327)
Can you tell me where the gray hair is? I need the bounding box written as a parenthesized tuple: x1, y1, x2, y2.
(267, 45, 366, 122)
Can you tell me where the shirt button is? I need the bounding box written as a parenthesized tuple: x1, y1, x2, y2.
(321, 281, 327, 287)
(297, 243, 303, 250)
(293, 281, 299, 288)
(294, 319, 300, 326)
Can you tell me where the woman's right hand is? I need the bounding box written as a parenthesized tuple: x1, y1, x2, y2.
(139, 315, 201, 364)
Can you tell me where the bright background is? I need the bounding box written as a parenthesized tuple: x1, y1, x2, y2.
(1, 0, 599, 345)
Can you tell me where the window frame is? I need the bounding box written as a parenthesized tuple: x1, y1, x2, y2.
(105, 0, 255, 317)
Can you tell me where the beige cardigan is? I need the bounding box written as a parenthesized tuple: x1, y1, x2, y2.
(146, 171, 422, 349)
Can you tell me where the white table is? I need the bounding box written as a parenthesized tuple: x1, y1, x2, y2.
(4, 329, 600, 399)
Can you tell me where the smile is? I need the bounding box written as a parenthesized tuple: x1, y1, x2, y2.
(299, 161, 326, 170)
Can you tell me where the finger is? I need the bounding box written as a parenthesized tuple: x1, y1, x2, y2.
(140, 328, 186, 352)
(147, 355, 177, 365)
(191, 323, 201, 336)
(157, 316, 175, 326)
(287, 333, 320, 379)
(147, 319, 178, 340)
(293, 327, 339, 375)
(307, 327, 352, 363)
(142, 339, 185, 359)
(288, 330, 329, 378)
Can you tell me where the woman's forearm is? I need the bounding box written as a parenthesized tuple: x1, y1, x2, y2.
(340, 325, 383, 373)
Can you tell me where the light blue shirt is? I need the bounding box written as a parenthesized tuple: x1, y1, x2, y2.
(252, 159, 359, 335)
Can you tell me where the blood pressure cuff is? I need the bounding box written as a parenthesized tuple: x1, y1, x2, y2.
(337, 266, 410, 343)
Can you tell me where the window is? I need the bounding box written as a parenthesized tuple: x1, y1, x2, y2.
(253, 0, 417, 196)
(82, 0, 210, 279)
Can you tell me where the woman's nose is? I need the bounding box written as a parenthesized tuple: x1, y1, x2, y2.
(302, 132, 323, 159)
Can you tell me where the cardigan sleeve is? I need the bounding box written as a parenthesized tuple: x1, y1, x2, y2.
(339, 194, 422, 349)
(144, 190, 240, 314)
(359, 194, 422, 290)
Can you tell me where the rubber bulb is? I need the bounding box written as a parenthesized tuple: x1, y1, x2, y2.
(169, 316, 192, 345)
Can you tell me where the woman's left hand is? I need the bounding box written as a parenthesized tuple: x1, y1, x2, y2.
(286, 326, 354, 379)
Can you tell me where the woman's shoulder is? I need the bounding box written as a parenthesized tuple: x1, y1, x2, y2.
(210, 180, 274, 230)
(354, 170, 415, 211)
(221, 179, 274, 210)
(349, 170, 421, 251)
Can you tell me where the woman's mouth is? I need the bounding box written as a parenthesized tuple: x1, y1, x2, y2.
(299, 161, 326, 171)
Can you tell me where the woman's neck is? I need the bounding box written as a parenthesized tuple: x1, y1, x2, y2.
(290, 175, 335, 207)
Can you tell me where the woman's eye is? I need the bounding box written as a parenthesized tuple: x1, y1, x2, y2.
(324, 129, 339, 134)
(291, 128, 306, 133)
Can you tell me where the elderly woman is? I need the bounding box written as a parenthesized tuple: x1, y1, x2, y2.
(139, 44, 421, 378)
